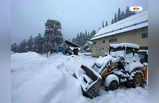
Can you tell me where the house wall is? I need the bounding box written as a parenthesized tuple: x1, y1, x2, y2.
(92, 27, 148, 57)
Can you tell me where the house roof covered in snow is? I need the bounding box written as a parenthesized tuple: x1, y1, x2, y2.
(91, 11, 148, 40)
(65, 40, 79, 47)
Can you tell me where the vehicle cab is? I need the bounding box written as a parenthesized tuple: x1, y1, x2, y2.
(109, 43, 144, 72)
(109, 43, 140, 59)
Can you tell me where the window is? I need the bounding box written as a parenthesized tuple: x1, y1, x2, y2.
(109, 38, 117, 43)
(103, 40, 105, 43)
(126, 48, 133, 54)
(93, 42, 96, 44)
(110, 47, 125, 52)
(126, 48, 137, 54)
(141, 33, 148, 39)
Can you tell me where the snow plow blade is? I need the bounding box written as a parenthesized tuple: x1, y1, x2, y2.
(80, 65, 99, 81)
(80, 65, 102, 98)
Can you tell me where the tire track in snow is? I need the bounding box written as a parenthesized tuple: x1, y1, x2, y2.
(40, 60, 74, 103)
(41, 60, 84, 103)
(12, 59, 66, 103)
(12, 53, 149, 103)
(41, 73, 67, 103)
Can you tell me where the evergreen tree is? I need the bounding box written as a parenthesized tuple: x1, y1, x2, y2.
(120, 11, 125, 20)
(11, 43, 18, 52)
(114, 13, 118, 23)
(27, 36, 34, 51)
(90, 30, 96, 37)
(34, 33, 43, 53)
(72, 29, 96, 47)
(111, 19, 114, 24)
(118, 8, 121, 20)
(105, 21, 108, 26)
(125, 6, 130, 17)
(102, 21, 105, 28)
(44, 19, 63, 55)
(19, 39, 27, 52)
(11, 19, 64, 55)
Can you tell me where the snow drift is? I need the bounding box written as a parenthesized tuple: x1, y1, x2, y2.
(11, 52, 149, 103)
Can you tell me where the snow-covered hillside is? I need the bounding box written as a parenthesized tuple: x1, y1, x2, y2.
(11, 52, 149, 103)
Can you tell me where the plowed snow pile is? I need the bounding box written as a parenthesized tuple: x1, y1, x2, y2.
(11, 52, 149, 103)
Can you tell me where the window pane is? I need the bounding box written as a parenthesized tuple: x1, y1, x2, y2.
(109, 38, 117, 43)
(141, 33, 148, 39)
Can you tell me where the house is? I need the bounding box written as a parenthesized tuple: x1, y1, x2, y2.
(91, 11, 148, 57)
(81, 41, 93, 52)
(58, 40, 80, 55)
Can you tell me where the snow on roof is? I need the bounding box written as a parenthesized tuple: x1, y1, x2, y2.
(110, 43, 140, 49)
(91, 11, 148, 40)
(138, 49, 148, 53)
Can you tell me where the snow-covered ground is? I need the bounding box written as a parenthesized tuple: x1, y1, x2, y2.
(11, 52, 149, 103)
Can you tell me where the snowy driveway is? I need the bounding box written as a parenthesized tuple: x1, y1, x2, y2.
(11, 52, 149, 103)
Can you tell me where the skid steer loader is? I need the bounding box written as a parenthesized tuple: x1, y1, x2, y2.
(79, 43, 148, 98)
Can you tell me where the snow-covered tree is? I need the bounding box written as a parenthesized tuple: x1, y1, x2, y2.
(11, 19, 64, 55)
(18, 39, 27, 52)
(102, 21, 105, 28)
(34, 33, 43, 54)
(11, 43, 18, 52)
(111, 19, 114, 24)
(44, 19, 63, 55)
(26, 19, 63, 56)
(114, 13, 118, 23)
(72, 30, 96, 47)
(27, 36, 34, 51)
(118, 8, 121, 21)
(105, 21, 108, 26)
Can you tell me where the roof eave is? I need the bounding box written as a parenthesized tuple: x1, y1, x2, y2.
(91, 25, 148, 41)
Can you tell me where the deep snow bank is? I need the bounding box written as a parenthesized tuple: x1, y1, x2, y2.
(11, 52, 149, 103)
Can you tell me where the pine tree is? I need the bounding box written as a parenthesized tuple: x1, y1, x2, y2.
(27, 36, 34, 51)
(125, 6, 130, 17)
(19, 39, 27, 52)
(44, 19, 63, 55)
(118, 8, 121, 21)
(34, 33, 43, 53)
(114, 13, 118, 23)
(105, 21, 108, 26)
(102, 21, 105, 28)
(111, 19, 114, 24)
(38, 33, 44, 54)
(11, 43, 18, 52)
(120, 11, 125, 20)
(72, 30, 95, 47)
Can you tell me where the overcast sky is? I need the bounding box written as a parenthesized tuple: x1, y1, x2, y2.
(11, 0, 148, 43)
